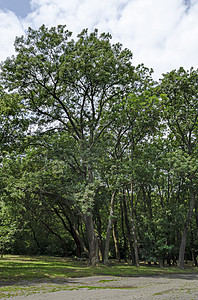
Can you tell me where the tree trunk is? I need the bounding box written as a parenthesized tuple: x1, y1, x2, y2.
(104, 191, 116, 264)
(113, 219, 121, 261)
(120, 200, 127, 262)
(52, 205, 89, 257)
(192, 249, 197, 266)
(82, 166, 99, 266)
(84, 213, 99, 266)
(130, 214, 139, 267)
(129, 179, 139, 267)
(178, 192, 195, 269)
(195, 200, 198, 242)
(98, 236, 103, 262)
(95, 211, 104, 261)
(122, 190, 135, 265)
(72, 226, 89, 257)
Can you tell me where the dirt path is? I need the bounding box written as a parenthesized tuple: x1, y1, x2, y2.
(2, 274, 198, 300)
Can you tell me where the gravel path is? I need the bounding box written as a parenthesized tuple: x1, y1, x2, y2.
(2, 274, 198, 300)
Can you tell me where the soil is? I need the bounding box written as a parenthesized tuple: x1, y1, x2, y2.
(2, 274, 198, 300)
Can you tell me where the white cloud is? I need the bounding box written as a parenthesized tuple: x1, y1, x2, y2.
(1, 0, 198, 79)
(25, 0, 129, 35)
(0, 10, 24, 62)
(113, 0, 188, 77)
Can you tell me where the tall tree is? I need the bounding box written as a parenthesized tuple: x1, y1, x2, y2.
(0, 25, 136, 265)
(160, 67, 198, 269)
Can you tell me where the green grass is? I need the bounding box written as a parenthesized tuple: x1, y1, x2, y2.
(0, 255, 198, 299)
(1, 255, 198, 283)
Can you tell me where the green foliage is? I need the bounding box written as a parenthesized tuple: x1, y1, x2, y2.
(0, 25, 198, 267)
(160, 67, 198, 155)
(0, 202, 18, 256)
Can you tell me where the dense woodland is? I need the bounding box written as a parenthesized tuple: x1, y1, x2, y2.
(0, 25, 198, 269)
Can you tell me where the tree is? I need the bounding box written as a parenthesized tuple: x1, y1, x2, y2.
(160, 67, 198, 269)
(102, 70, 159, 266)
(0, 25, 137, 265)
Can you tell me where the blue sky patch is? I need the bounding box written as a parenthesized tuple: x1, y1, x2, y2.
(0, 0, 31, 18)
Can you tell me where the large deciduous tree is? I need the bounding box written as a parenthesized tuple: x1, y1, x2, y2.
(160, 67, 198, 269)
(0, 25, 137, 265)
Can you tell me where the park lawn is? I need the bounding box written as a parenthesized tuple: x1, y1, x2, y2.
(1, 255, 198, 283)
(1, 256, 198, 299)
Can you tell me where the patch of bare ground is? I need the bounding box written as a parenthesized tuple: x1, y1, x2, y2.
(1, 274, 198, 300)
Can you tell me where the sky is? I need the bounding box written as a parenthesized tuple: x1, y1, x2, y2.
(0, 0, 197, 80)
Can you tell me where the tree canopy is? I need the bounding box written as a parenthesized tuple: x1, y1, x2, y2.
(0, 25, 198, 268)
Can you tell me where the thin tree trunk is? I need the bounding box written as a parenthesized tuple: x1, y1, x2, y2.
(98, 236, 103, 262)
(178, 192, 195, 269)
(113, 219, 121, 261)
(189, 226, 197, 266)
(130, 215, 139, 267)
(192, 249, 197, 266)
(52, 205, 89, 257)
(72, 225, 89, 257)
(96, 211, 104, 261)
(104, 191, 116, 264)
(129, 179, 139, 267)
(122, 190, 135, 265)
(195, 200, 198, 241)
(120, 199, 127, 262)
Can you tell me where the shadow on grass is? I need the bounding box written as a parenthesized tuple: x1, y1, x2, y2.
(1, 255, 198, 288)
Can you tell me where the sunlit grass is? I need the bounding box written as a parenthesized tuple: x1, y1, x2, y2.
(0, 255, 198, 284)
(0, 256, 198, 299)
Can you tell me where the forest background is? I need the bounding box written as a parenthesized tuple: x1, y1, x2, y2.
(0, 25, 198, 270)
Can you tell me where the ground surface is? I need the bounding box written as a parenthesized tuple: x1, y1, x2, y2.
(1, 274, 198, 300)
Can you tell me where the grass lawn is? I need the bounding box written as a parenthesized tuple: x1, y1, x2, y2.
(0, 255, 198, 299)
(1, 255, 198, 282)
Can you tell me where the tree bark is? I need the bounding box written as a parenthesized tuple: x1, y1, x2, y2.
(95, 210, 104, 261)
(104, 191, 116, 264)
(120, 199, 127, 262)
(122, 190, 135, 265)
(178, 191, 195, 269)
(129, 179, 139, 267)
(84, 213, 99, 266)
(113, 219, 121, 261)
(195, 200, 198, 242)
(52, 205, 89, 257)
(130, 214, 139, 267)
